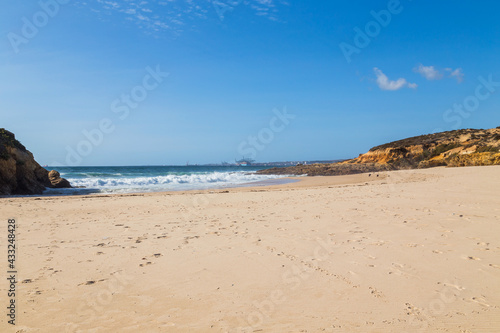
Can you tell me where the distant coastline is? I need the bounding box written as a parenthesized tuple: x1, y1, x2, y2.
(259, 126, 500, 176)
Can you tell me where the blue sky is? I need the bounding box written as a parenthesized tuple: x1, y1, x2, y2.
(1, 0, 499, 166)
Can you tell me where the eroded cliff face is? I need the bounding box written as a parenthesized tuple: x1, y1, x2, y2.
(349, 127, 500, 169)
(258, 127, 500, 176)
(0, 129, 71, 195)
(351, 145, 425, 165)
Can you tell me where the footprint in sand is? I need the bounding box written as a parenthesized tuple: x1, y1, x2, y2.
(476, 242, 491, 251)
(389, 263, 418, 278)
(468, 296, 491, 308)
(438, 281, 466, 291)
(369, 286, 384, 298)
(78, 279, 106, 286)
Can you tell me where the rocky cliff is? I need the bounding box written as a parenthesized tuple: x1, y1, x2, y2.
(258, 127, 500, 176)
(0, 129, 71, 195)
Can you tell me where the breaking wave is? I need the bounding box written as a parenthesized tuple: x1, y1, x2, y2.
(47, 171, 286, 194)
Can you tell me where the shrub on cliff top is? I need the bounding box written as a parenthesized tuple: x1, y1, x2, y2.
(0, 128, 26, 153)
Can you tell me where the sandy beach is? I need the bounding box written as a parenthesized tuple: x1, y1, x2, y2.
(1, 166, 499, 332)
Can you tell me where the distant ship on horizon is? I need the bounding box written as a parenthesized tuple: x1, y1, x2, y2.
(235, 157, 255, 167)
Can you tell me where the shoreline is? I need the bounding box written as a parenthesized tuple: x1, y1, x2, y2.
(0, 170, 387, 201)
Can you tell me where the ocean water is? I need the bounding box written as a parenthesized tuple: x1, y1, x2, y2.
(42, 165, 289, 195)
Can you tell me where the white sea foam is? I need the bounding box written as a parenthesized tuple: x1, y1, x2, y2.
(57, 171, 286, 194)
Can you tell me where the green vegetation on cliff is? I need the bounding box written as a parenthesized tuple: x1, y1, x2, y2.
(0, 128, 26, 156)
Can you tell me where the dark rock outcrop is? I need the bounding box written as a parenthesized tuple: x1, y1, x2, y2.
(0, 129, 71, 195)
(258, 127, 500, 176)
(48, 170, 72, 188)
(257, 162, 393, 176)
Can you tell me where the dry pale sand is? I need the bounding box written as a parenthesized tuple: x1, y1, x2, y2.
(1, 166, 500, 333)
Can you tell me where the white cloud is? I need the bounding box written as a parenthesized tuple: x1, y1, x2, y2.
(373, 68, 417, 91)
(414, 64, 443, 80)
(414, 64, 464, 83)
(447, 68, 464, 83)
(77, 0, 287, 35)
